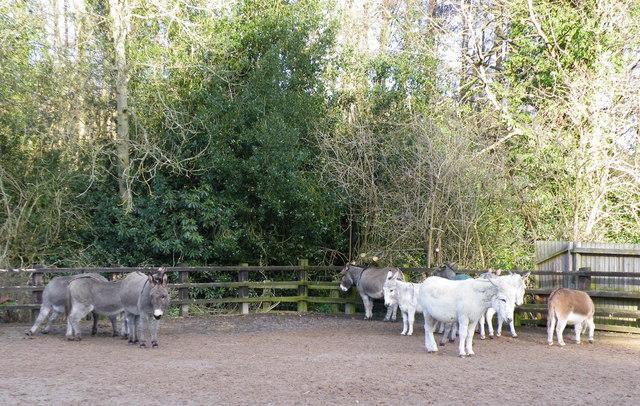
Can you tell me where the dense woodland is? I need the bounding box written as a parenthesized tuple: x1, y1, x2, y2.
(1, 0, 639, 270)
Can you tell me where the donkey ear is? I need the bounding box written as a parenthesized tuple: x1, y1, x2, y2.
(148, 274, 156, 286)
(386, 271, 394, 280)
(523, 271, 531, 279)
(162, 273, 168, 287)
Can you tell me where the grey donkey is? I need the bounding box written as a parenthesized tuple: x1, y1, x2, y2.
(339, 263, 402, 321)
(66, 269, 169, 348)
(26, 274, 120, 337)
(121, 270, 170, 349)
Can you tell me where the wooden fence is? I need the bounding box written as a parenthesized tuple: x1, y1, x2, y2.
(1, 262, 639, 333)
(534, 241, 640, 333)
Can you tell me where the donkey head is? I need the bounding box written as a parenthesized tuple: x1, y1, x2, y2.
(148, 268, 170, 320)
(513, 272, 530, 306)
(339, 262, 360, 292)
(487, 277, 518, 325)
(382, 271, 400, 307)
(432, 262, 457, 279)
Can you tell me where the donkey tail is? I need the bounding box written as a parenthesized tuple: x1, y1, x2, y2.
(546, 289, 560, 328)
(65, 287, 73, 316)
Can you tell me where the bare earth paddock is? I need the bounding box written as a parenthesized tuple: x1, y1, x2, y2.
(1, 313, 639, 406)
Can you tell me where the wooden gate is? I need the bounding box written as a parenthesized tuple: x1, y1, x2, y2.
(534, 241, 640, 332)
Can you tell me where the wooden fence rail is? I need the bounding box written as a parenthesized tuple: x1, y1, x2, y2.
(1, 265, 639, 333)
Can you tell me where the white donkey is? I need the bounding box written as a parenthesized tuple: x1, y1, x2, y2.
(382, 271, 423, 336)
(417, 274, 522, 357)
(478, 270, 530, 339)
(547, 288, 595, 346)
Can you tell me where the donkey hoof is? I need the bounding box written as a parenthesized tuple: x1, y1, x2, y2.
(152, 342, 159, 349)
(139, 343, 147, 349)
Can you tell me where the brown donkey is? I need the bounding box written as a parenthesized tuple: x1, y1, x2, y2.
(547, 288, 595, 346)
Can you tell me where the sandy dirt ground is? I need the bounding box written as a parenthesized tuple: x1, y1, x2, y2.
(1, 313, 639, 406)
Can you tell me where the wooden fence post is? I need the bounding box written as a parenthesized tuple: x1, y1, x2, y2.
(178, 268, 190, 317)
(330, 289, 339, 314)
(344, 289, 357, 315)
(239, 263, 249, 314)
(297, 259, 308, 312)
(31, 265, 45, 322)
(577, 267, 591, 291)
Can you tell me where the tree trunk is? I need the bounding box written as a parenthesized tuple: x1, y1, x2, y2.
(109, 0, 133, 211)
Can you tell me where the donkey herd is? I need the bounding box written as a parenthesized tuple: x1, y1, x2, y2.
(26, 269, 170, 349)
(25, 264, 595, 357)
(339, 262, 596, 357)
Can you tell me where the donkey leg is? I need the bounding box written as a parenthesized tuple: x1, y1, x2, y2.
(137, 314, 149, 349)
(126, 312, 138, 345)
(555, 319, 568, 347)
(108, 314, 119, 337)
(439, 323, 449, 346)
(361, 296, 373, 320)
(119, 313, 128, 339)
(423, 314, 439, 353)
(400, 310, 409, 335)
(66, 307, 87, 341)
(448, 323, 457, 342)
(457, 318, 470, 357)
(91, 312, 99, 336)
(26, 305, 52, 336)
(507, 319, 517, 338)
(465, 320, 479, 357)
(547, 315, 556, 345)
(574, 322, 583, 344)
(42, 309, 61, 334)
(383, 302, 396, 321)
(150, 317, 160, 349)
(486, 308, 496, 338)
(406, 308, 415, 336)
(586, 318, 595, 343)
